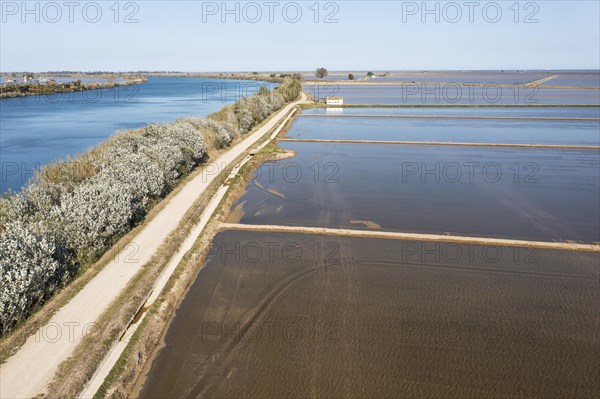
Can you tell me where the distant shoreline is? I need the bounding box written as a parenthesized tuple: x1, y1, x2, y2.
(147, 72, 296, 84)
(0, 77, 147, 99)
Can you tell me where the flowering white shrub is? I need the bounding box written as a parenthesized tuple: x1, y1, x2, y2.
(182, 118, 237, 148)
(0, 194, 28, 225)
(248, 95, 271, 122)
(54, 176, 135, 261)
(98, 150, 165, 215)
(0, 182, 67, 226)
(271, 92, 285, 111)
(0, 78, 300, 336)
(0, 222, 73, 334)
(235, 103, 255, 133)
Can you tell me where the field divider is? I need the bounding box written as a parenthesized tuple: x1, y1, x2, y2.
(278, 138, 600, 150)
(219, 223, 600, 253)
(524, 75, 559, 87)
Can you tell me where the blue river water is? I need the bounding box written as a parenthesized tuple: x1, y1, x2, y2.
(0, 77, 274, 193)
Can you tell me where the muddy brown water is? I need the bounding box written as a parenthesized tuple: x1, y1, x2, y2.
(138, 231, 599, 398)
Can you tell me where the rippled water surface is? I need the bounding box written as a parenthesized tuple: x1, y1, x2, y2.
(288, 114, 600, 146)
(233, 142, 600, 243)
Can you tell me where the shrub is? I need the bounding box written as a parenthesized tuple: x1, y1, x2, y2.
(0, 222, 75, 334)
(235, 102, 255, 133)
(54, 177, 135, 262)
(182, 118, 237, 149)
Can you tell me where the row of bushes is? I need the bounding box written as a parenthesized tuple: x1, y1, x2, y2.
(0, 78, 301, 335)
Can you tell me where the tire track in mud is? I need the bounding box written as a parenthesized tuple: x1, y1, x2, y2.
(186, 259, 343, 398)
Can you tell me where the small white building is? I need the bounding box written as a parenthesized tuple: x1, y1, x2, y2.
(325, 96, 344, 105)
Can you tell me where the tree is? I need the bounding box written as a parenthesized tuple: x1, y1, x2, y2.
(315, 67, 328, 79)
(367, 71, 374, 77)
(348, 73, 354, 80)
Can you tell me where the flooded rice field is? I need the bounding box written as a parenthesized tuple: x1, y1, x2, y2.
(289, 115, 600, 146)
(138, 86, 600, 397)
(139, 231, 599, 399)
(229, 142, 599, 243)
(371, 71, 600, 87)
(542, 72, 600, 87)
(303, 71, 600, 87)
(303, 106, 600, 119)
(304, 84, 600, 105)
(363, 71, 549, 85)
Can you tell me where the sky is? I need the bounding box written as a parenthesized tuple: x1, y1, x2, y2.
(1, 0, 599, 71)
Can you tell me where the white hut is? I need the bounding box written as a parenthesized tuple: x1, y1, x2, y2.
(325, 97, 344, 105)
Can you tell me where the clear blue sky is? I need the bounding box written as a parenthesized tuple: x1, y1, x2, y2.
(1, 0, 599, 71)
